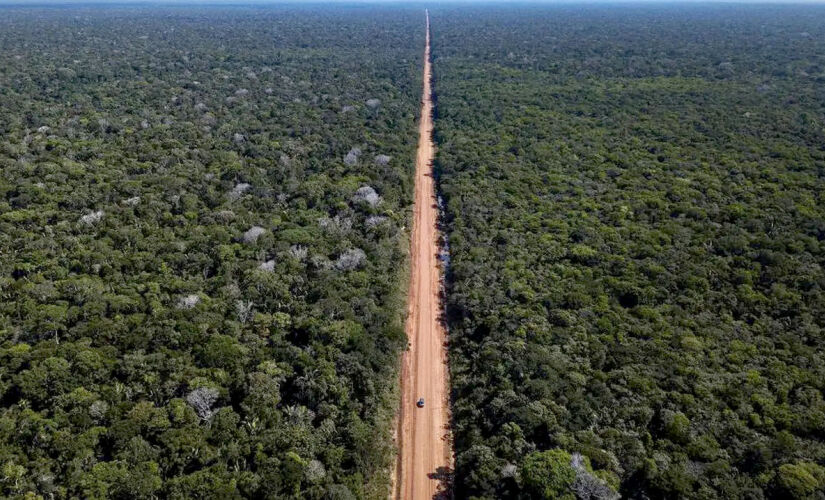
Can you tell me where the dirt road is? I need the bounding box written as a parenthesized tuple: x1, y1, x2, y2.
(395, 10, 452, 500)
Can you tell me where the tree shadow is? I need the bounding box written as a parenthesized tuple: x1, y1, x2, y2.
(427, 466, 453, 499)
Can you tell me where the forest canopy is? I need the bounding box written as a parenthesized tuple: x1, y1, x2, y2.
(4, 3, 825, 499)
(0, 5, 422, 499)
(430, 4, 825, 499)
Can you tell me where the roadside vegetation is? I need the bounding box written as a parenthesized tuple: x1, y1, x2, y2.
(431, 5, 825, 499)
(0, 5, 421, 498)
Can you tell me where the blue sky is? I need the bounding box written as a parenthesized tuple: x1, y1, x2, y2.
(5, 0, 825, 4)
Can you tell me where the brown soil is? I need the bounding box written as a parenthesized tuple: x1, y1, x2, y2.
(395, 10, 452, 500)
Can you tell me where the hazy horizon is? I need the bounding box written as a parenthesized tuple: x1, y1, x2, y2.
(4, 0, 825, 5)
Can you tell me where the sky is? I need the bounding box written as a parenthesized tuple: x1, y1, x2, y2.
(4, 0, 825, 4)
(4, 0, 825, 5)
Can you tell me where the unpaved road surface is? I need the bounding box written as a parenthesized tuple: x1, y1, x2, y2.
(396, 10, 452, 500)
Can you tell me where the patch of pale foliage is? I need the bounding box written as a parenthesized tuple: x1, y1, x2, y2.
(216, 210, 235, 222)
(236, 300, 254, 324)
(229, 182, 252, 200)
(319, 216, 352, 235)
(501, 463, 518, 479)
(374, 154, 391, 167)
(242, 226, 266, 243)
(334, 248, 366, 271)
(365, 215, 387, 228)
(343, 147, 361, 166)
(352, 186, 380, 207)
(186, 387, 219, 420)
(178, 294, 200, 309)
(289, 245, 308, 261)
(80, 210, 104, 225)
(89, 400, 109, 421)
(305, 460, 326, 484)
(570, 453, 620, 500)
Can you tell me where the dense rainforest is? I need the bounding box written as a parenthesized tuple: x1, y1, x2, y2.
(0, 5, 422, 498)
(431, 5, 825, 499)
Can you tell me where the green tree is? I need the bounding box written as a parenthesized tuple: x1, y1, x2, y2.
(520, 449, 577, 499)
(774, 462, 825, 498)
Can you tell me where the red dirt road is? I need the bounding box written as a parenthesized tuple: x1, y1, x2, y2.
(395, 9, 452, 500)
